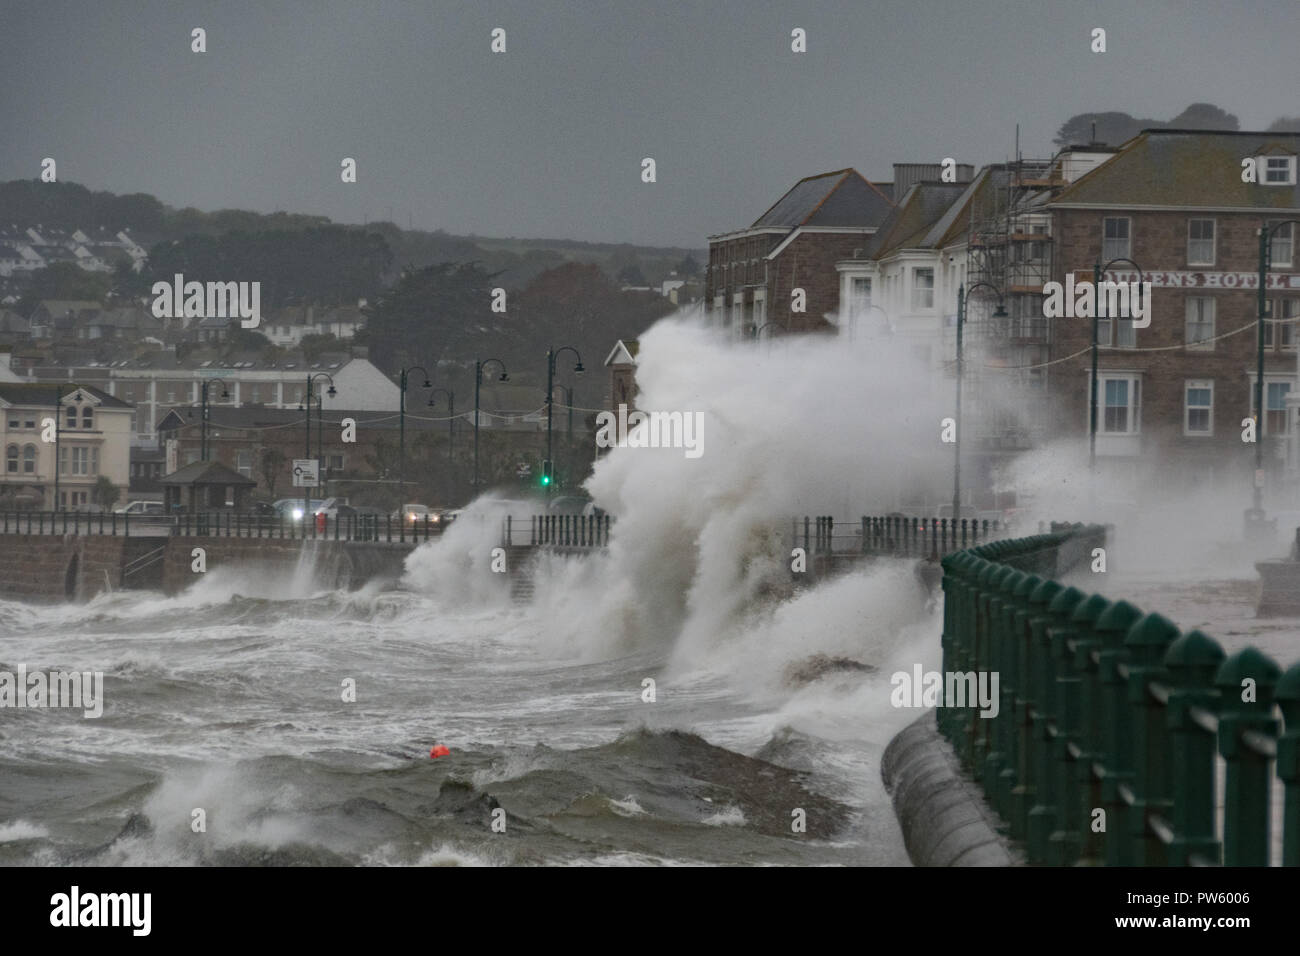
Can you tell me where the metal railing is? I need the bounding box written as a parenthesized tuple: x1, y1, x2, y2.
(501, 514, 613, 548)
(939, 526, 1300, 866)
(793, 515, 1004, 559)
(0, 510, 447, 545)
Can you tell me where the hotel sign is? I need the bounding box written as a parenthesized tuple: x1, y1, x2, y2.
(1103, 270, 1300, 290)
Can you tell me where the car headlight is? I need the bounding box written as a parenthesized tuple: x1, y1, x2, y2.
(292, 509, 303, 520)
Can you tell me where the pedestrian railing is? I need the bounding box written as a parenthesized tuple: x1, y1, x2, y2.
(0, 510, 448, 544)
(794, 515, 1005, 559)
(940, 525, 1300, 866)
(501, 514, 613, 548)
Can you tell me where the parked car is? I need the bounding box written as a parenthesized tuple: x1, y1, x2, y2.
(273, 498, 327, 521)
(393, 503, 431, 525)
(114, 500, 165, 515)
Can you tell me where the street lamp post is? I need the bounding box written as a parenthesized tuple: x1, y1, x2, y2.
(954, 282, 1007, 524)
(1090, 257, 1145, 474)
(302, 372, 336, 532)
(551, 384, 574, 439)
(473, 359, 510, 492)
(52, 384, 86, 512)
(316, 393, 325, 496)
(427, 388, 455, 464)
(397, 366, 431, 511)
(545, 347, 584, 495)
(1249, 220, 1300, 530)
(198, 377, 229, 461)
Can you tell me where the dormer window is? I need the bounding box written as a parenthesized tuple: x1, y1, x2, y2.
(1263, 155, 1297, 185)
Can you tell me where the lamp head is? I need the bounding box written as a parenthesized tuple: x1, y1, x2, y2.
(573, 362, 585, 374)
(993, 305, 1008, 318)
(422, 379, 431, 389)
(327, 385, 337, 398)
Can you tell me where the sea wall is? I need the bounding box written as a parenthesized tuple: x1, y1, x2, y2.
(881, 711, 1017, 866)
(0, 534, 409, 602)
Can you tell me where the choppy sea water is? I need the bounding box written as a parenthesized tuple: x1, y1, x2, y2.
(0, 539, 939, 867)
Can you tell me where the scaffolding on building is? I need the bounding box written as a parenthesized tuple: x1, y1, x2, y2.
(962, 157, 1068, 468)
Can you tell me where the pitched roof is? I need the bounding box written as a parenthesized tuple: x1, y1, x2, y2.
(751, 169, 894, 228)
(0, 382, 131, 409)
(604, 340, 638, 366)
(159, 460, 257, 486)
(865, 182, 969, 258)
(1050, 129, 1300, 208)
(35, 300, 102, 317)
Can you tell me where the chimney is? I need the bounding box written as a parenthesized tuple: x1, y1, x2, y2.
(892, 162, 975, 195)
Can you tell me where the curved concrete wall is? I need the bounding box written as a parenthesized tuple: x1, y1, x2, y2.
(881, 711, 1018, 866)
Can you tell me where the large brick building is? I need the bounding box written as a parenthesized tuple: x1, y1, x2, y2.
(1044, 129, 1300, 501)
(705, 168, 897, 338)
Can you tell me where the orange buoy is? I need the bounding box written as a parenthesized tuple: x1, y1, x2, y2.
(429, 744, 451, 758)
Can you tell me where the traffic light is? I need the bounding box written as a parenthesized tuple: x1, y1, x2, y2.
(540, 459, 552, 486)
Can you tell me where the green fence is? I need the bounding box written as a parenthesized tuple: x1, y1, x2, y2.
(939, 525, 1300, 866)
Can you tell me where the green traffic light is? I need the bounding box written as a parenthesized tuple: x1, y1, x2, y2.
(541, 475, 551, 485)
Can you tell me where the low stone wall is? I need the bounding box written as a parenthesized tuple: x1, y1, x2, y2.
(881, 711, 1018, 866)
(0, 534, 410, 601)
(162, 538, 408, 594)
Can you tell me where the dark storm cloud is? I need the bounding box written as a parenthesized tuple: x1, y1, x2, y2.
(3, 0, 1297, 246)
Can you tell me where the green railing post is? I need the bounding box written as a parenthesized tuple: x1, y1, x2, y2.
(1216, 647, 1282, 866)
(1093, 599, 1143, 866)
(992, 570, 1027, 828)
(1006, 573, 1043, 840)
(973, 564, 1014, 779)
(1068, 593, 1112, 865)
(1164, 630, 1225, 866)
(1122, 613, 1180, 866)
(1025, 578, 1065, 863)
(1276, 663, 1300, 867)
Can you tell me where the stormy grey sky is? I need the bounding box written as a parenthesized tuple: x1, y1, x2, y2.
(4, 0, 1298, 248)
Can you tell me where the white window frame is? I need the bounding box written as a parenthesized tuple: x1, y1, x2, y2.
(1185, 297, 1215, 351)
(1187, 218, 1216, 266)
(1097, 373, 1141, 436)
(1184, 379, 1214, 437)
(1269, 221, 1294, 268)
(1102, 217, 1131, 262)
(912, 267, 935, 311)
(1260, 378, 1292, 437)
(1263, 155, 1297, 186)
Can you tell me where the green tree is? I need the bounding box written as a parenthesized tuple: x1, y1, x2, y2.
(617, 262, 647, 286)
(259, 447, 286, 498)
(91, 476, 120, 510)
(355, 261, 499, 374)
(299, 332, 342, 362)
(21, 261, 112, 310)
